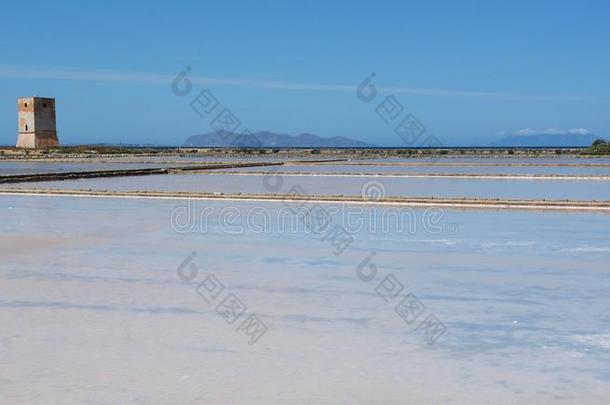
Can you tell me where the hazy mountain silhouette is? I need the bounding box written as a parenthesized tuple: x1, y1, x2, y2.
(184, 131, 374, 148)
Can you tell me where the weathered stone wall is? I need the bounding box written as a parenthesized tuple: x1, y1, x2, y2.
(33, 98, 56, 132)
(16, 97, 59, 148)
(17, 97, 36, 132)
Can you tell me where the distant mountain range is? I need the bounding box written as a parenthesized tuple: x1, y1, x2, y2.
(184, 131, 374, 148)
(182, 130, 604, 148)
(492, 133, 600, 147)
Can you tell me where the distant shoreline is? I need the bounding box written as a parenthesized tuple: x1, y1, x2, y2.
(1, 145, 608, 161)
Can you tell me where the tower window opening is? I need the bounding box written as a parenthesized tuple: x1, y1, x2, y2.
(24, 103, 28, 107)
(25, 124, 28, 131)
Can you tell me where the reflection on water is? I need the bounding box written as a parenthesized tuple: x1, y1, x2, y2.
(1, 195, 610, 402)
(0, 161, 187, 175)
(9, 172, 610, 201)
(215, 164, 610, 175)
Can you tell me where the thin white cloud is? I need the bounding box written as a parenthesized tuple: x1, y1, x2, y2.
(0, 64, 602, 102)
(512, 128, 592, 136)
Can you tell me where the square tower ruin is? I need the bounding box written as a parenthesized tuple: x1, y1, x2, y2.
(16, 97, 60, 148)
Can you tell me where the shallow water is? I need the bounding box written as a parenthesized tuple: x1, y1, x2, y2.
(0, 161, 194, 175)
(0, 156, 321, 175)
(215, 164, 610, 176)
(1, 195, 609, 403)
(11, 172, 610, 201)
(359, 156, 610, 164)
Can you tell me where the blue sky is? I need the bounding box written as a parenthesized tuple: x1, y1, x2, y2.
(0, 0, 608, 146)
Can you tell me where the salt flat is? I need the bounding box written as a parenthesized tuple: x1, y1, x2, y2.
(216, 164, 610, 175)
(1, 195, 610, 403)
(8, 172, 610, 201)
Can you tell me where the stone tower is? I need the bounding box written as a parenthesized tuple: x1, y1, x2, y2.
(16, 97, 60, 148)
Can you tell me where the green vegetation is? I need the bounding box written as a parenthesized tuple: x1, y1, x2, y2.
(588, 139, 610, 155)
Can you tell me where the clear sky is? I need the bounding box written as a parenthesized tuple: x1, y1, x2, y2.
(0, 0, 609, 146)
